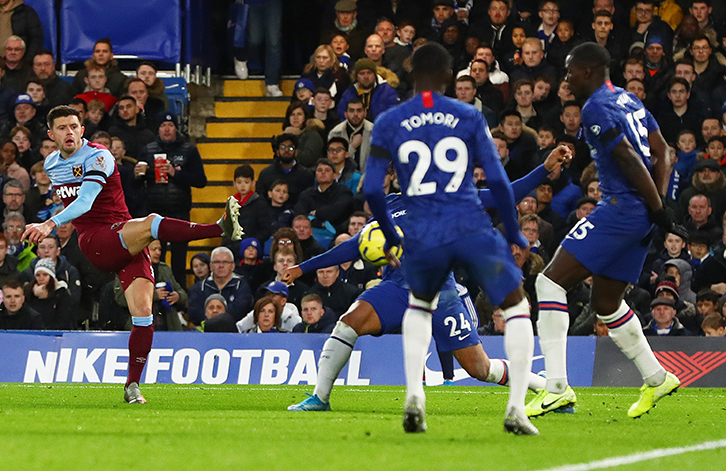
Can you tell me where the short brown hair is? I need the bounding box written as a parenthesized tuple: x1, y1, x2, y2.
(301, 293, 323, 306)
(702, 313, 725, 330)
(47, 105, 83, 129)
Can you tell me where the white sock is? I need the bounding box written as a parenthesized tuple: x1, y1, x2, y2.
(599, 301, 666, 387)
(535, 273, 570, 393)
(486, 359, 545, 391)
(502, 298, 534, 412)
(313, 321, 358, 402)
(402, 294, 435, 405)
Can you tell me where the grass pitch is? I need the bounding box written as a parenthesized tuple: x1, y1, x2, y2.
(1, 384, 725, 471)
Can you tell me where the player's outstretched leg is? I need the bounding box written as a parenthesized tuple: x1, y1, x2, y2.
(151, 196, 243, 242)
(288, 321, 359, 411)
(596, 299, 680, 417)
(500, 293, 538, 435)
(402, 293, 434, 433)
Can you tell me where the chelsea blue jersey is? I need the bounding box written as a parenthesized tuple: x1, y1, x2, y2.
(581, 81, 660, 203)
(370, 92, 503, 248)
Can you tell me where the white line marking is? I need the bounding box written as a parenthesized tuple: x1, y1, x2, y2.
(534, 439, 726, 471)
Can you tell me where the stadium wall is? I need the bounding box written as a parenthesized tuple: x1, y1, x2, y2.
(0, 332, 723, 387)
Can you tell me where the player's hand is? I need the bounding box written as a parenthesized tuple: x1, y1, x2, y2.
(544, 145, 573, 172)
(506, 230, 529, 250)
(281, 266, 303, 284)
(22, 220, 56, 246)
(648, 200, 688, 240)
(384, 247, 401, 269)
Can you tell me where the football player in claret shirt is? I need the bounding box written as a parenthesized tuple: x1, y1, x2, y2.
(23, 105, 244, 404)
(529, 42, 682, 419)
(363, 42, 572, 435)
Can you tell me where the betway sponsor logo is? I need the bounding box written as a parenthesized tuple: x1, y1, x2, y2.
(55, 185, 81, 199)
(23, 348, 370, 386)
(654, 351, 726, 387)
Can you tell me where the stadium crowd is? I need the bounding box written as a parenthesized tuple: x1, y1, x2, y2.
(0, 0, 726, 340)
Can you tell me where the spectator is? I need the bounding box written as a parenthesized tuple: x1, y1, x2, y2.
(328, 97, 373, 170)
(234, 237, 266, 293)
(258, 248, 308, 308)
(227, 164, 272, 247)
(455, 75, 497, 127)
(2, 210, 26, 258)
(24, 257, 74, 330)
(0, 0, 42, 59)
(188, 246, 253, 325)
(320, 0, 369, 62)
(653, 276, 700, 333)
(326, 137, 360, 194)
(1, 35, 31, 93)
(136, 61, 169, 110)
(234, 0, 283, 96)
(337, 58, 398, 122)
(20, 233, 82, 307)
(236, 280, 301, 332)
(330, 33, 352, 71)
(535, 179, 565, 232)
(557, 196, 597, 239)
(109, 137, 145, 218)
(420, 0, 455, 41)
(242, 296, 285, 333)
(346, 211, 367, 237)
(547, 19, 577, 76)
(643, 35, 671, 99)
(55, 220, 113, 326)
(256, 133, 315, 207)
(511, 79, 541, 131)
(126, 77, 165, 129)
(631, 0, 674, 57)
(71, 38, 127, 97)
(661, 258, 697, 305)
(470, 59, 504, 116)
(108, 95, 155, 158)
(1, 94, 45, 145)
(689, 1, 719, 49)
(138, 112, 208, 286)
(10, 125, 35, 173)
(499, 109, 537, 179)
(25, 79, 48, 118)
(701, 118, 725, 146)
(67, 98, 94, 140)
(695, 288, 719, 318)
(31, 50, 74, 108)
(190, 253, 210, 284)
(333, 233, 379, 290)
(706, 137, 726, 166)
(643, 297, 694, 336)
(692, 222, 726, 293)
(678, 159, 726, 225)
(24, 160, 51, 218)
(702, 313, 725, 337)
(0, 146, 29, 192)
(311, 88, 340, 137)
(75, 64, 117, 111)
(657, 78, 706, 142)
(281, 101, 325, 169)
(509, 38, 557, 84)
(89, 130, 111, 148)
(520, 214, 550, 264)
(645, 230, 691, 282)
(382, 19, 414, 79)
(305, 264, 361, 319)
(688, 231, 712, 268)
(625, 78, 647, 102)
(292, 78, 313, 106)
(690, 35, 726, 93)
(490, 129, 524, 181)
(479, 308, 506, 335)
(362, 33, 399, 88)
(200, 294, 237, 333)
(301, 45, 350, 105)
(0, 232, 17, 284)
(291, 215, 325, 262)
(145, 239, 185, 330)
(683, 194, 722, 244)
(500, 25, 526, 76)
(668, 129, 698, 202)
(267, 180, 294, 234)
(537, 0, 561, 53)
(479, 0, 515, 58)
(295, 158, 354, 230)
(0, 279, 42, 329)
(292, 293, 336, 333)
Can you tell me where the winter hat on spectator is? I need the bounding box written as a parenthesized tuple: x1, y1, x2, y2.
(239, 237, 260, 259)
(645, 35, 663, 47)
(34, 258, 56, 277)
(294, 78, 314, 93)
(629, 41, 645, 55)
(650, 296, 675, 309)
(159, 112, 178, 128)
(692, 159, 720, 173)
(354, 58, 377, 77)
(14, 94, 35, 108)
(335, 0, 356, 12)
(204, 294, 228, 311)
(655, 277, 679, 302)
(264, 281, 289, 297)
(433, 0, 454, 6)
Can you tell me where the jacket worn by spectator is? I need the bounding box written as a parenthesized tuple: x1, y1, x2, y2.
(108, 116, 155, 159)
(336, 80, 398, 122)
(187, 274, 253, 325)
(256, 159, 314, 207)
(328, 119, 374, 171)
(306, 278, 362, 319)
(20, 255, 82, 308)
(0, 301, 42, 329)
(25, 280, 74, 330)
(294, 181, 354, 229)
(140, 134, 207, 215)
(643, 317, 693, 336)
(291, 306, 336, 333)
(691, 241, 726, 293)
(72, 59, 127, 97)
(41, 75, 75, 108)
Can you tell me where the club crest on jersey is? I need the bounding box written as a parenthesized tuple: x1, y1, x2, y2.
(590, 125, 601, 135)
(72, 164, 83, 178)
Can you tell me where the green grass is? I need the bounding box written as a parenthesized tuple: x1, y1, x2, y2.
(1, 384, 725, 471)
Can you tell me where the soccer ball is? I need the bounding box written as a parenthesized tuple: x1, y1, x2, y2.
(358, 221, 403, 266)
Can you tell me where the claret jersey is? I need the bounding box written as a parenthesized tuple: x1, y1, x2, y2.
(44, 139, 131, 232)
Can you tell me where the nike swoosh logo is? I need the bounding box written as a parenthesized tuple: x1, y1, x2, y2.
(542, 397, 561, 409)
(458, 333, 471, 341)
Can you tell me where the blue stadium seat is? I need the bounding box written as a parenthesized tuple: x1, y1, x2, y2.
(162, 77, 188, 116)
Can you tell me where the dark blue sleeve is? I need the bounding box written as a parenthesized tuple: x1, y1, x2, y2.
(477, 164, 549, 208)
(363, 153, 401, 246)
(299, 233, 361, 273)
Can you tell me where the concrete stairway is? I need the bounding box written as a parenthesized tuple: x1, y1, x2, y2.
(184, 79, 295, 272)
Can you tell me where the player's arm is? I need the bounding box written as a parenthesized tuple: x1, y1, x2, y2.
(473, 116, 527, 248)
(281, 233, 361, 284)
(647, 123, 670, 198)
(611, 137, 662, 212)
(22, 180, 102, 244)
(362, 151, 400, 247)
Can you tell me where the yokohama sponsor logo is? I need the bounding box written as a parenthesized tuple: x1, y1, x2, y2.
(654, 351, 726, 387)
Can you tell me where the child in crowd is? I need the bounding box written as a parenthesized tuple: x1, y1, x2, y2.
(75, 65, 117, 111)
(547, 19, 577, 73)
(668, 130, 700, 201)
(25, 161, 53, 218)
(705, 136, 726, 168)
(688, 231, 711, 267)
(502, 26, 527, 73)
(86, 99, 107, 129)
(234, 237, 266, 293)
(231, 165, 272, 249)
(293, 78, 314, 106)
(268, 179, 294, 234)
(330, 33, 351, 70)
(702, 313, 726, 337)
(394, 20, 416, 49)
